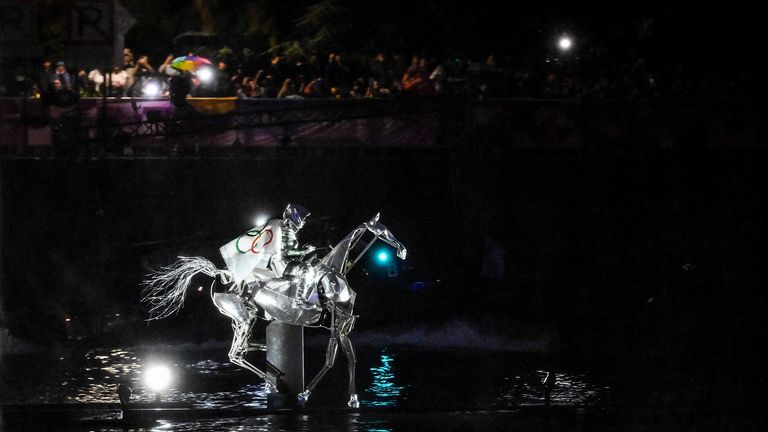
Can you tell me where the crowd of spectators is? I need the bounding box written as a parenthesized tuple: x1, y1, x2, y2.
(2, 44, 733, 105)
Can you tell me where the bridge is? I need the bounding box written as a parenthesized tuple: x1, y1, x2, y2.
(1, 97, 763, 159)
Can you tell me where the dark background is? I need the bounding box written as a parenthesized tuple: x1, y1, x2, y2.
(2, 145, 767, 418)
(2, 1, 767, 424)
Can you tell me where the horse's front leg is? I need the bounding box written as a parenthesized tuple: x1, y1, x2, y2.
(298, 330, 339, 405)
(228, 319, 275, 393)
(338, 315, 358, 407)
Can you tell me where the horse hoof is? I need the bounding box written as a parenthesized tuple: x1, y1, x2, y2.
(298, 390, 311, 405)
(265, 381, 278, 394)
(347, 394, 360, 408)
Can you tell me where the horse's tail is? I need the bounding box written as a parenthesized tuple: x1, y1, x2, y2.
(141, 256, 233, 321)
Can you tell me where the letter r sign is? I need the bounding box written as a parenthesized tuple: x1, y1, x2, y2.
(70, 0, 113, 45)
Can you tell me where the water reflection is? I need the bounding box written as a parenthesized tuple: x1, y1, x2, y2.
(494, 370, 607, 407)
(139, 415, 393, 432)
(2, 345, 606, 418)
(364, 349, 406, 407)
(73, 348, 143, 403)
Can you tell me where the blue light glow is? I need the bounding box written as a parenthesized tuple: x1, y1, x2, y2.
(375, 250, 391, 264)
(365, 349, 406, 407)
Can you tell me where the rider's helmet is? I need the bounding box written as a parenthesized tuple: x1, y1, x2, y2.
(283, 204, 311, 230)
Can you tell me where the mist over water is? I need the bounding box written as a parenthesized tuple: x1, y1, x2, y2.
(338, 320, 551, 352)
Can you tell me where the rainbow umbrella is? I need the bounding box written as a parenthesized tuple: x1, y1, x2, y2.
(170, 55, 213, 72)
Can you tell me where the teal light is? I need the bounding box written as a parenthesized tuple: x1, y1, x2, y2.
(375, 249, 391, 264)
(365, 349, 406, 407)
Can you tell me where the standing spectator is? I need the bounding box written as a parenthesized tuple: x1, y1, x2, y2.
(239, 77, 261, 98)
(122, 48, 136, 70)
(302, 77, 325, 97)
(43, 77, 77, 106)
(75, 69, 89, 95)
(267, 54, 284, 83)
(277, 78, 301, 99)
(52, 61, 72, 90)
(325, 52, 349, 95)
(108, 66, 128, 97)
(38, 59, 54, 94)
(214, 60, 235, 96)
(368, 53, 389, 86)
(128, 55, 156, 96)
(168, 69, 192, 108)
(158, 54, 174, 75)
(122, 49, 137, 90)
(87, 68, 105, 95)
(402, 56, 430, 95)
(262, 75, 277, 98)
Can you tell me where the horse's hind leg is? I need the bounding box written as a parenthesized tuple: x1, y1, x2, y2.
(228, 320, 275, 392)
(338, 314, 358, 407)
(339, 334, 358, 408)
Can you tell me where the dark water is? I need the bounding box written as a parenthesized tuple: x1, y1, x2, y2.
(1, 341, 607, 431)
(1, 344, 604, 408)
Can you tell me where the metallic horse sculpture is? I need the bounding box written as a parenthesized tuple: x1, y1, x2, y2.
(141, 207, 406, 407)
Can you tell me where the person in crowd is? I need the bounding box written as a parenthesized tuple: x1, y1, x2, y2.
(52, 61, 72, 90)
(167, 68, 194, 117)
(158, 54, 175, 75)
(81, 78, 100, 97)
(302, 77, 325, 98)
(43, 77, 77, 106)
(108, 66, 128, 97)
(214, 59, 235, 96)
(364, 79, 391, 98)
(238, 77, 261, 98)
(267, 54, 284, 83)
(38, 59, 54, 94)
(277, 78, 301, 99)
(368, 53, 389, 87)
(127, 55, 156, 96)
(87, 68, 105, 95)
(75, 69, 89, 95)
(121, 48, 137, 90)
(122, 48, 136, 70)
(324, 52, 349, 94)
(229, 65, 245, 90)
(262, 74, 277, 98)
(402, 56, 431, 96)
(349, 78, 366, 98)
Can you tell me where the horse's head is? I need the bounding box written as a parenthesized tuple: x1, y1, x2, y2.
(365, 213, 407, 260)
(320, 213, 407, 276)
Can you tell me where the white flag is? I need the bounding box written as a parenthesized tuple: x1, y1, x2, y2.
(219, 220, 283, 283)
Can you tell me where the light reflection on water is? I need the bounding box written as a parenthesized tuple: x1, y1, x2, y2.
(134, 416, 395, 432)
(2, 346, 606, 412)
(493, 370, 608, 407)
(364, 349, 406, 407)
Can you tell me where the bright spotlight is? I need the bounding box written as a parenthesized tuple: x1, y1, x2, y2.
(558, 36, 573, 51)
(143, 365, 172, 393)
(142, 81, 160, 97)
(254, 214, 269, 227)
(375, 249, 391, 265)
(196, 67, 214, 83)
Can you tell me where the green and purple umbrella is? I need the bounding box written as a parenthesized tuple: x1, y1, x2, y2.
(170, 55, 213, 72)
